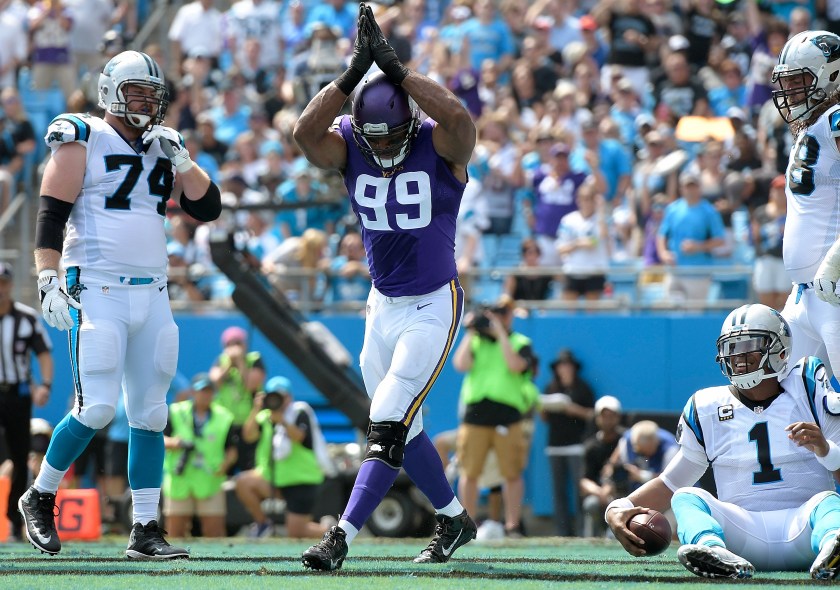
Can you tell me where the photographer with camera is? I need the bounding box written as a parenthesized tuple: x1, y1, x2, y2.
(235, 376, 336, 539)
(162, 373, 238, 538)
(452, 295, 538, 537)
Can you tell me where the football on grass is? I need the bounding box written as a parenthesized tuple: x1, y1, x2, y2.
(628, 510, 671, 556)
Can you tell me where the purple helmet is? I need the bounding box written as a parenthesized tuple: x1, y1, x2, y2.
(351, 72, 420, 171)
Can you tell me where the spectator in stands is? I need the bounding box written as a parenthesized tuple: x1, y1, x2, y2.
(64, 0, 113, 85)
(209, 326, 266, 472)
(603, 418, 678, 497)
(708, 59, 747, 117)
(503, 238, 553, 309)
(555, 179, 611, 302)
(167, 0, 223, 77)
(305, 0, 356, 38)
(571, 117, 632, 208)
(291, 21, 348, 106)
(454, 176, 488, 301)
(641, 192, 670, 267)
(460, 0, 515, 78)
(540, 348, 596, 536)
(0, 0, 27, 90)
(609, 77, 643, 150)
(453, 294, 538, 537)
(167, 242, 208, 303)
(275, 162, 340, 238)
(262, 228, 329, 302)
(579, 395, 625, 537)
(225, 0, 284, 73)
(751, 175, 787, 312)
(163, 373, 237, 538)
(681, 0, 724, 71)
(235, 376, 336, 538)
(0, 88, 36, 208)
(326, 231, 370, 306)
(206, 81, 252, 147)
(27, 0, 76, 101)
(656, 169, 726, 303)
(653, 52, 710, 121)
(474, 112, 523, 237)
(591, 0, 656, 94)
(526, 142, 589, 267)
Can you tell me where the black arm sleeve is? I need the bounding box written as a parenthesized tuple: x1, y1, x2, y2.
(180, 182, 222, 222)
(35, 195, 74, 252)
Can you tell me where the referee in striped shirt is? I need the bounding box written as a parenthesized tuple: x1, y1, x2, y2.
(0, 262, 53, 540)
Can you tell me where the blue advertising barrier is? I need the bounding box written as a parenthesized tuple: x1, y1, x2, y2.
(36, 310, 731, 518)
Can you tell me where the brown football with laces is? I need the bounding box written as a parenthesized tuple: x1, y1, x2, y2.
(628, 510, 672, 556)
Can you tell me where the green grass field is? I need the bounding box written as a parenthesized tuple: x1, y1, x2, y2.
(0, 536, 823, 590)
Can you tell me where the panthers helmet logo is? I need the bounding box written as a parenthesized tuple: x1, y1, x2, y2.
(812, 34, 840, 62)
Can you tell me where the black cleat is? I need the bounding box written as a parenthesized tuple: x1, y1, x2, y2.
(18, 486, 61, 555)
(125, 520, 189, 559)
(302, 525, 348, 571)
(414, 510, 477, 563)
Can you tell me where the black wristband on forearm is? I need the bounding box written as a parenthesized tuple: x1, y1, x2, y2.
(335, 67, 365, 96)
(180, 182, 222, 222)
(381, 58, 409, 86)
(35, 195, 73, 252)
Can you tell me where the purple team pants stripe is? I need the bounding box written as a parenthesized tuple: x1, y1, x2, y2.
(401, 278, 464, 426)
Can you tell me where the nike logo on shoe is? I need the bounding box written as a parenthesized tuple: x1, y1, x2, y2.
(417, 303, 433, 310)
(32, 530, 52, 545)
(441, 530, 463, 557)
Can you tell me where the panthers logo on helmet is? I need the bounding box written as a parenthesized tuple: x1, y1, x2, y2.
(812, 34, 840, 62)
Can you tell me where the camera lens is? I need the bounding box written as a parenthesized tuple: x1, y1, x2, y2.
(264, 392, 284, 410)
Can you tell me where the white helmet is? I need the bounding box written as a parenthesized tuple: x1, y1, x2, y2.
(772, 30, 840, 123)
(716, 304, 791, 389)
(98, 50, 168, 129)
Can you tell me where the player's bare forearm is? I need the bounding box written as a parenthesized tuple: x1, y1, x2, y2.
(402, 71, 475, 164)
(34, 248, 62, 273)
(293, 83, 349, 170)
(179, 164, 211, 201)
(627, 477, 673, 514)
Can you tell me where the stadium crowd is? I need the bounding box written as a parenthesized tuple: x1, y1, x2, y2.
(0, 0, 816, 309)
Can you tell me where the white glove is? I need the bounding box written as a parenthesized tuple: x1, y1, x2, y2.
(38, 270, 81, 331)
(815, 240, 840, 306)
(143, 125, 194, 173)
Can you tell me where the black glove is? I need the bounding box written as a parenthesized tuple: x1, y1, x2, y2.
(335, 3, 374, 95)
(363, 3, 409, 85)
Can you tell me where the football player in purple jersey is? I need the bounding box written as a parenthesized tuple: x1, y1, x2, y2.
(295, 3, 477, 572)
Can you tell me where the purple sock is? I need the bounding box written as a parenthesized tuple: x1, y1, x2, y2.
(342, 460, 399, 530)
(403, 431, 455, 509)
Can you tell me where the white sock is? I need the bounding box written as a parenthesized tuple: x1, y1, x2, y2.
(437, 497, 465, 518)
(33, 461, 66, 494)
(338, 519, 359, 545)
(131, 488, 160, 526)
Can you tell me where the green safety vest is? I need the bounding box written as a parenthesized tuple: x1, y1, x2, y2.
(255, 409, 324, 488)
(216, 351, 262, 425)
(460, 332, 536, 414)
(163, 400, 234, 500)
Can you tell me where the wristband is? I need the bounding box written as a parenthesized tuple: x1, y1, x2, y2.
(817, 440, 840, 471)
(335, 67, 364, 96)
(604, 497, 634, 523)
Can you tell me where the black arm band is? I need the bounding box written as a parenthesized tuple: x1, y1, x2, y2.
(180, 181, 222, 222)
(35, 195, 73, 252)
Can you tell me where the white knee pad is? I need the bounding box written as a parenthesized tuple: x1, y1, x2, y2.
(77, 403, 116, 430)
(79, 321, 120, 377)
(154, 323, 179, 379)
(146, 402, 169, 432)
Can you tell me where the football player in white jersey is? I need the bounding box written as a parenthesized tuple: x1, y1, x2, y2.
(18, 50, 221, 558)
(605, 304, 840, 580)
(771, 31, 840, 385)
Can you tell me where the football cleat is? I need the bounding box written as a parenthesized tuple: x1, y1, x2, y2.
(678, 544, 754, 579)
(125, 520, 189, 559)
(18, 486, 61, 555)
(302, 525, 348, 571)
(414, 510, 477, 563)
(811, 531, 840, 579)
